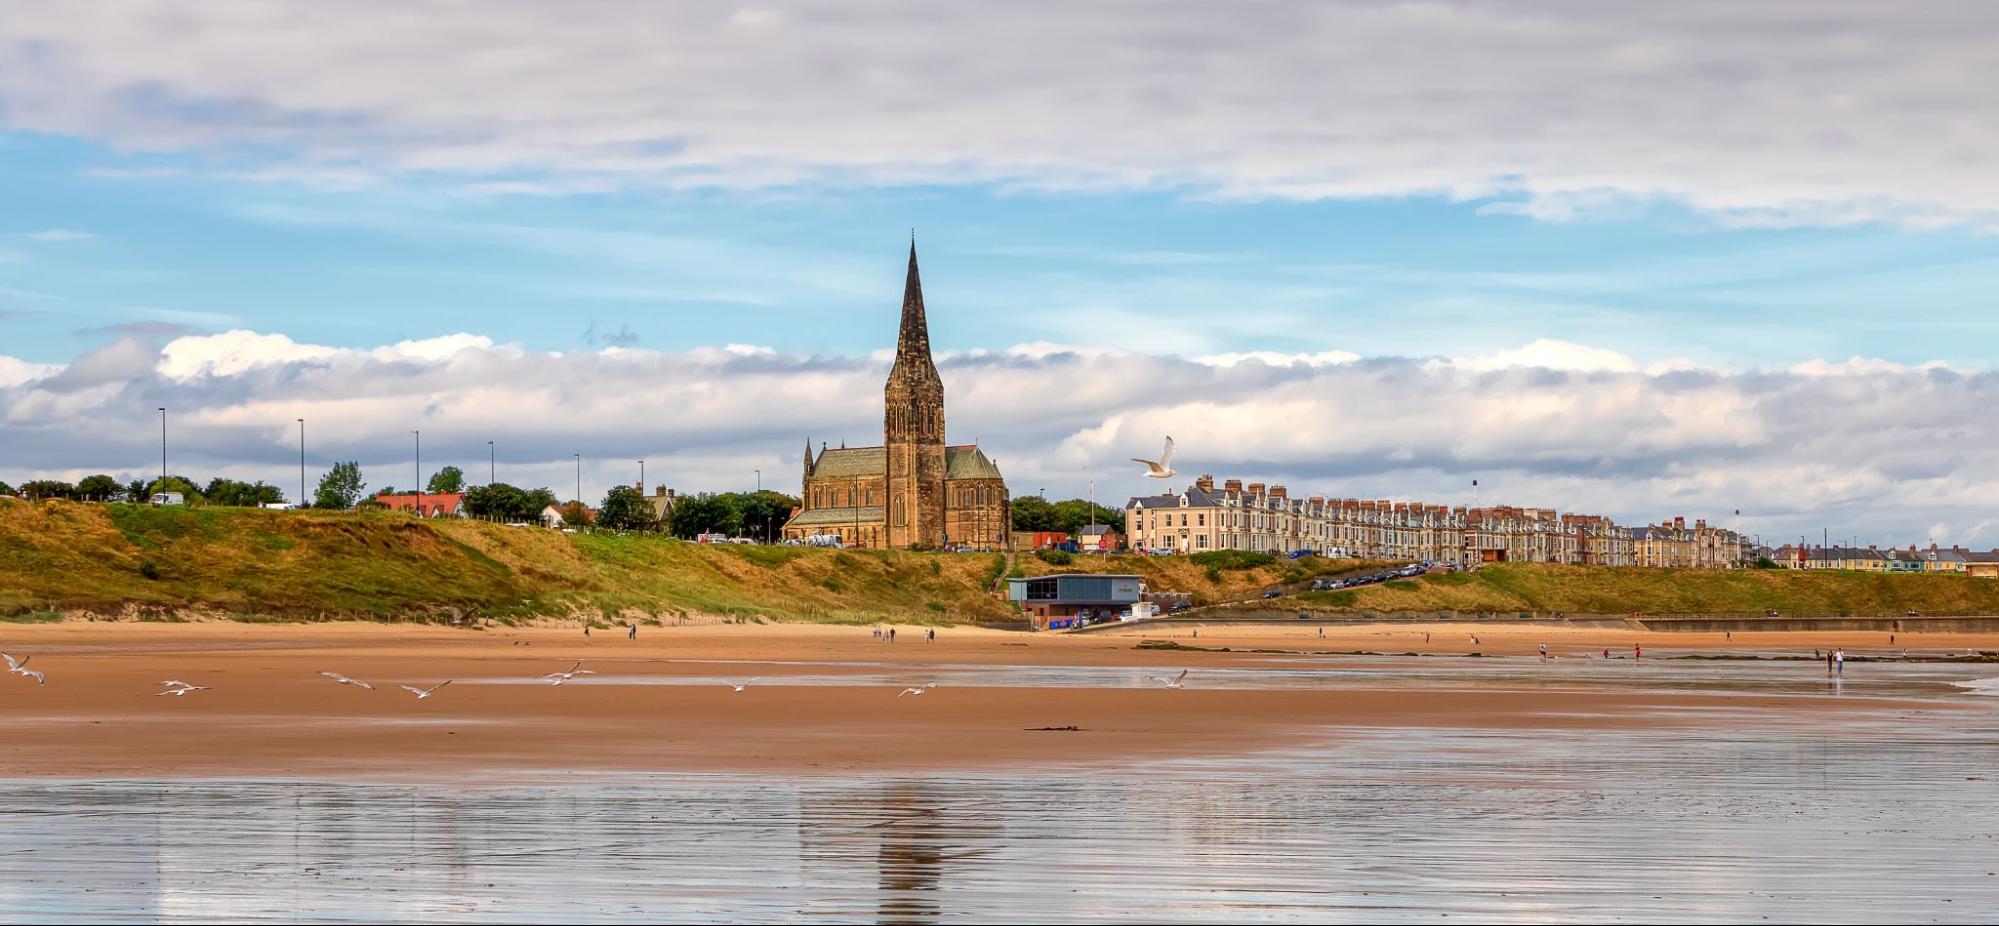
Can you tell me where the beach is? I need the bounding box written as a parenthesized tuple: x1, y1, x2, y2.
(1, 620, 1991, 778)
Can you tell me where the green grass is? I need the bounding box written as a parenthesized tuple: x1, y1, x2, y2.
(1294, 563, 1999, 615)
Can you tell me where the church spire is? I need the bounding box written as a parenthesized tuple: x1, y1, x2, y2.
(890, 239, 939, 385)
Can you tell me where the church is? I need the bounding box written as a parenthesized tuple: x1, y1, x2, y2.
(780, 242, 1010, 550)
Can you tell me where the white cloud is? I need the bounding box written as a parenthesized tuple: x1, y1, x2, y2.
(3, 3, 1998, 226)
(1454, 339, 1640, 373)
(24, 228, 95, 241)
(4, 331, 1999, 546)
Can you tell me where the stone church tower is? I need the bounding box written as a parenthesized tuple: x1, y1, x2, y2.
(883, 241, 949, 548)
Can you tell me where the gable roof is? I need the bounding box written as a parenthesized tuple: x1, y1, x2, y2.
(810, 444, 1003, 480)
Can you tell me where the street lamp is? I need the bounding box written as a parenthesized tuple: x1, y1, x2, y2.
(488, 441, 496, 485)
(639, 460, 645, 492)
(754, 468, 761, 493)
(157, 407, 167, 490)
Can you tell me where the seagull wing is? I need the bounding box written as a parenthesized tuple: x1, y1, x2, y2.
(1159, 436, 1174, 468)
(25, 670, 43, 685)
(426, 680, 451, 695)
(398, 684, 425, 696)
(1175, 669, 1188, 682)
(159, 680, 192, 689)
(1, 652, 19, 671)
(354, 679, 374, 690)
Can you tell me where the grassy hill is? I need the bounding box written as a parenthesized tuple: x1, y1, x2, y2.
(0, 499, 1018, 624)
(1284, 563, 1999, 616)
(0, 500, 1340, 624)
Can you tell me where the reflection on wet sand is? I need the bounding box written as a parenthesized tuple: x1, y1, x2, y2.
(6, 710, 1999, 923)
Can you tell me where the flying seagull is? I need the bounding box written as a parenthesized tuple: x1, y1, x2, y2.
(1150, 669, 1189, 689)
(158, 679, 196, 689)
(727, 677, 758, 692)
(542, 661, 596, 685)
(1132, 436, 1176, 479)
(319, 671, 375, 690)
(3, 653, 41, 684)
(398, 681, 452, 700)
(897, 682, 937, 697)
(157, 682, 209, 696)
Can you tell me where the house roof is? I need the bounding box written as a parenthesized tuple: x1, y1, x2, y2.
(785, 505, 885, 528)
(1079, 524, 1118, 536)
(374, 491, 464, 515)
(810, 444, 1003, 481)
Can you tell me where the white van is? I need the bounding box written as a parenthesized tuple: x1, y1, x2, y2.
(149, 492, 185, 507)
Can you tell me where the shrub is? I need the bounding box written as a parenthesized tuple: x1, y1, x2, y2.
(1189, 550, 1276, 570)
(1205, 564, 1222, 583)
(1035, 549, 1073, 566)
(139, 561, 160, 580)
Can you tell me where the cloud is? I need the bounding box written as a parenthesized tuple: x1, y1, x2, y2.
(3, 329, 1997, 547)
(24, 228, 95, 241)
(580, 319, 639, 349)
(74, 320, 204, 340)
(3, 3, 1998, 226)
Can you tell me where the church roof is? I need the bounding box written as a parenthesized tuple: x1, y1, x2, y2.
(888, 240, 941, 389)
(787, 505, 885, 527)
(810, 444, 1003, 480)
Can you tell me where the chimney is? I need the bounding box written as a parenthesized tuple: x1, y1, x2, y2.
(1270, 485, 1287, 499)
(1195, 474, 1215, 492)
(1695, 519, 1706, 530)
(1246, 482, 1265, 497)
(1308, 496, 1324, 506)
(1674, 516, 1685, 530)
(1224, 478, 1243, 493)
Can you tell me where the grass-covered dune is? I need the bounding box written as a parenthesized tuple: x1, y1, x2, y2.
(1287, 563, 1999, 616)
(0, 500, 1336, 624)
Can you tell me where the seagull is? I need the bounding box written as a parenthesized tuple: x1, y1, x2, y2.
(1132, 436, 1176, 479)
(1150, 669, 1189, 689)
(398, 681, 451, 700)
(158, 679, 196, 690)
(897, 683, 937, 697)
(727, 678, 758, 692)
(541, 661, 596, 685)
(3, 653, 41, 684)
(319, 671, 375, 690)
(157, 683, 208, 696)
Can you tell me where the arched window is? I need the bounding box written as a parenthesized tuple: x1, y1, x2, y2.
(894, 497, 907, 526)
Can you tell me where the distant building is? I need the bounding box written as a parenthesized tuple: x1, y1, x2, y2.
(1968, 551, 1999, 579)
(642, 485, 680, 524)
(781, 242, 1009, 550)
(1006, 573, 1145, 630)
(374, 491, 465, 518)
(1078, 524, 1124, 552)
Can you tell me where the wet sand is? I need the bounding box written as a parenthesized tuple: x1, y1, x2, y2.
(2, 620, 1992, 778)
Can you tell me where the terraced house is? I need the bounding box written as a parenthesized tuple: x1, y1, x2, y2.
(1126, 475, 1742, 568)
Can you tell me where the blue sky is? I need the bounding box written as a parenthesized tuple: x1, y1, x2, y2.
(4, 2, 1999, 545)
(8, 131, 1998, 368)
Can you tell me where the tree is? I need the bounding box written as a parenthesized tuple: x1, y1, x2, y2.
(19, 480, 76, 500)
(314, 461, 366, 510)
(732, 490, 801, 543)
(1009, 495, 1058, 531)
(463, 482, 558, 522)
(124, 479, 149, 502)
(76, 474, 124, 501)
(145, 476, 203, 502)
(667, 493, 741, 539)
(557, 500, 592, 527)
(595, 485, 657, 531)
(0, 480, 14, 497)
(427, 465, 466, 495)
(1009, 496, 1119, 535)
(204, 478, 285, 507)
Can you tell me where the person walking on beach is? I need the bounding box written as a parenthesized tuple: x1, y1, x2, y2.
(1835, 648, 1845, 675)
(1827, 649, 1835, 675)
(1538, 643, 1548, 661)
(888, 627, 896, 644)
(583, 623, 590, 638)
(1633, 644, 1641, 660)
(627, 623, 637, 640)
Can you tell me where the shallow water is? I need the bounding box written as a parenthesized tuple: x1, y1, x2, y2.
(6, 707, 1999, 923)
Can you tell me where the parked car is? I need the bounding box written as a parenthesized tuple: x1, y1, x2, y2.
(1261, 589, 1283, 599)
(1168, 601, 1192, 613)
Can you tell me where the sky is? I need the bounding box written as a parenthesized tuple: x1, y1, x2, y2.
(3, 1, 1998, 547)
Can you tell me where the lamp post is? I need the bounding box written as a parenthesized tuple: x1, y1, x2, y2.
(157, 407, 167, 489)
(639, 460, 645, 493)
(297, 418, 306, 509)
(488, 441, 495, 485)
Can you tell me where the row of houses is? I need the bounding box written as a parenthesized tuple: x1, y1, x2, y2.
(1125, 475, 1750, 567)
(1769, 544, 1999, 577)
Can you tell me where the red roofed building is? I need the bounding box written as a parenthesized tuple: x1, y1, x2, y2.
(374, 491, 466, 518)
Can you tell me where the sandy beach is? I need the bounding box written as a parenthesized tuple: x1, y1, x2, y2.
(2, 619, 1990, 779)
